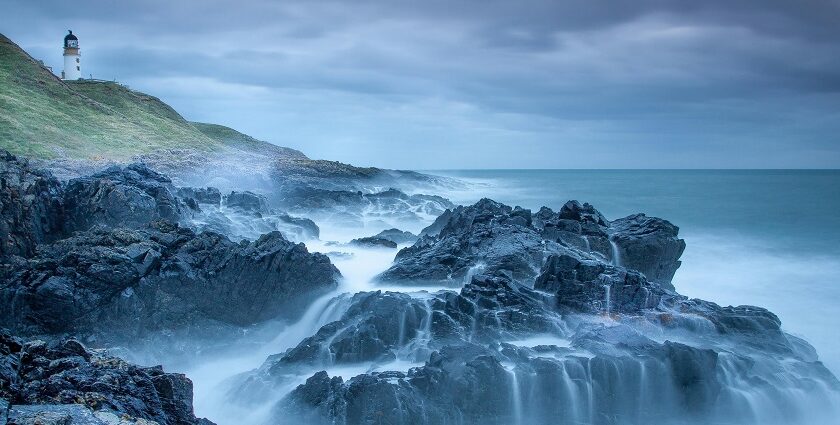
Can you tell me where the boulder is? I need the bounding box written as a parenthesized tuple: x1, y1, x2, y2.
(609, 213, 686, 290)
(223, 190, 268, 213)
(64, 163, 186, 232)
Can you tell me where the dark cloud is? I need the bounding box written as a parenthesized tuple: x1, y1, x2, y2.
(2, 0, 839, 168)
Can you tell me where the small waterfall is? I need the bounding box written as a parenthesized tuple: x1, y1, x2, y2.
(463, 263, 486, 285)
(603, 284, 611, 315)
(609, 238, 621, 267)
(505, 365, 523, 425)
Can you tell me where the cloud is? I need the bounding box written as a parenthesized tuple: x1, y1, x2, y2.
(2, 0, 839, 168)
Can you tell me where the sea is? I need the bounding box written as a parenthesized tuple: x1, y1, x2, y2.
(428, 169, 840, 375)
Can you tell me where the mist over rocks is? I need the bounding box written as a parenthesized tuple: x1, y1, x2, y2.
(275, 186, 454, 229)
(181, 188, 321, 242)
(0, 331, 213, 425)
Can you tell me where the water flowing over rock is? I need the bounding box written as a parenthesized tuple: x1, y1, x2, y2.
(0, 151, 64, 258)
(275, 186, 454, 229)
(0, 331, 213, 425)
(369, 228, 418, 244)
(0, 220, 340, 343)
(183, 189, 320, 242)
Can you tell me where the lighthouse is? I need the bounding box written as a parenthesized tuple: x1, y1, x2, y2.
(62, 30, 81, 80)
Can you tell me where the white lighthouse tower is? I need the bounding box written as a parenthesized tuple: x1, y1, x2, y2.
(62, 30, 81, 80)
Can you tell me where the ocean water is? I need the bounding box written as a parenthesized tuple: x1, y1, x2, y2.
(430, 169, 840, 375)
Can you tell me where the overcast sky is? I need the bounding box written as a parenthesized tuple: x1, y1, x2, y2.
(3, 0, 840, 168)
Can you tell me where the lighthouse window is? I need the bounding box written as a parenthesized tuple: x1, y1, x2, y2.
(76, 66, 80, 71)
(76, 58, 79, 63)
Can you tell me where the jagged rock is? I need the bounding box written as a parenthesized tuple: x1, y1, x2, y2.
(370, 228, 418, 244)
(0, 221, 340, 341)
(0, 331, 213, 425)
(348, 236, 398, 249)
(380, 198, 686, 289)
(378, 199, 551, 285)
(64, 164, 186, 233)
(0, 151, 64, 258)
(609, 213, 686, 290)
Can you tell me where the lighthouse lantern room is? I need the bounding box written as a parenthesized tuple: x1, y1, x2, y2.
(62, 30, 81, 80)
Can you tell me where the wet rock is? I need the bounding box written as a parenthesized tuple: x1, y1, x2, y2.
(176, 187, 222, 206)
(223, 190, 268, 213)
(0, 221, 340, 341)
(348, 236, 398, 249)
(381, 198, 686, 289)
(378, 199, 551, 285)
(535, 253, 666, 315)
(609, 213, 686, 290)
(369, 228, 418, 244)
(0, 151, 64, 258)
(64, 164, 186, 232)
(0, 331, 213, 425)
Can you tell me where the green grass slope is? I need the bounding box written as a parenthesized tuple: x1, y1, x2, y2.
(191, 121, 307, 159)
(0, 33, 295, 163)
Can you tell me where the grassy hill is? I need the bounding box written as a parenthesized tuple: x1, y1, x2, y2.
(0, 33, 444, 191)
(0, 33, 296, 163)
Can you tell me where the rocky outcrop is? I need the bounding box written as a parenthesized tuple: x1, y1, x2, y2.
(348, 236, 398, 249)
(0, 221, 340, 341)
(609, 213, 686, 289)
(378, 199, 550, 285)
(535, 253, 666, 315)
(379, 198, 687, 289)
(370, 228, 418, 244)
(223, 190, 267, 213)
(64, 164, 187, 233)
(0, 151, 64, 258)
(0, 331, 213, 425)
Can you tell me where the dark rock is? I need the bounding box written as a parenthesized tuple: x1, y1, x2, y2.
(176, 187, 222, 206)
(223, 190, 268, 213)
(535, 253, 666, 315)
(378, 199, 552, 286)
(0, 221, 340, 341)
(0, 331, 213, 425)
(370, 228, 418, 244)
(64, 163, 186, 233)
(609, 213, 686, 290)
(0, 151, 64, 258)
(348, 236, 398, 249)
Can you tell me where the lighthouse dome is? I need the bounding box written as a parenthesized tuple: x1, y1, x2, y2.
(64, 30, 78, 48)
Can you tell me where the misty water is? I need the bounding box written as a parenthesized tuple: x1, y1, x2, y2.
(147, 169, 839, 425)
